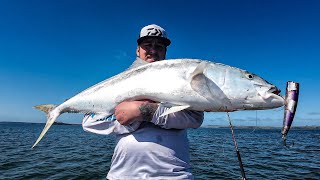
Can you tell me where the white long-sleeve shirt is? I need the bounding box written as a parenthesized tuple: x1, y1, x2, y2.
(82, 58, 204, 180)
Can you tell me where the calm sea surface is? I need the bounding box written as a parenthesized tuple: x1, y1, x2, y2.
(1, 122, 319, 180)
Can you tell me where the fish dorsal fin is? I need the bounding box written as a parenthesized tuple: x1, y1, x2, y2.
(189, 63, 233, 110)
(160, 105, 190, 117)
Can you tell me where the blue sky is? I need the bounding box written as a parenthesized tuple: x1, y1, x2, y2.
(0, 0, 319, 127)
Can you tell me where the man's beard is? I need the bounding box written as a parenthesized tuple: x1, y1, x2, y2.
(145, 48, 161, 61)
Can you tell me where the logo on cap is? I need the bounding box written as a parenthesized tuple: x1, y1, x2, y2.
(138, 24, 171, 46)
(146, 28, 163, 37)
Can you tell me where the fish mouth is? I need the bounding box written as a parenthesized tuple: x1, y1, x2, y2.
(254, 83, 283, 100)
(253, 83, 285, 107)
(268, 86, 281, 95)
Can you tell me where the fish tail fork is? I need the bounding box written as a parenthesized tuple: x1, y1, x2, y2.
(33, 104, 56, 115)
(32, 104, 59, 148)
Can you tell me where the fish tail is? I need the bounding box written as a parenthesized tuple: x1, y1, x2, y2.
(32, 104, 60, 148)
(33, 104, 56, 115)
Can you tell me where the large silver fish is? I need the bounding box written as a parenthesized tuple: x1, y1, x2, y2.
(32, 59, 285, 148)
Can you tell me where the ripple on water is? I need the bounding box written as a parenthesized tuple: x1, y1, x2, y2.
(0, 123, 319, 179)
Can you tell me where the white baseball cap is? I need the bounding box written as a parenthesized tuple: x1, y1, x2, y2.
(137, 24, 171, 46)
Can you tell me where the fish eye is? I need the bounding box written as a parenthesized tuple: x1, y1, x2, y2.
(245, 73, 254, 80)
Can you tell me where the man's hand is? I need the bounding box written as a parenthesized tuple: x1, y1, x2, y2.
(115, 100, 158, 125)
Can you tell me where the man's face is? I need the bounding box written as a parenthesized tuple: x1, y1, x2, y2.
(136, 38, 167, 63)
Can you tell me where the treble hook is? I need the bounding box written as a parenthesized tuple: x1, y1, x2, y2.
(282, 135, 294, 148)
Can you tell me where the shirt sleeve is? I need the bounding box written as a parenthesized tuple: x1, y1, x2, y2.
(82, 104, 204, 134)
(82, 113, 141, 135)
(150, 104, 204, 129)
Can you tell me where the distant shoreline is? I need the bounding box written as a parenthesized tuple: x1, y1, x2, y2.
(0, 121, 319, 130)
(0, 121, 80, 126)
(202, 125, 320, 130)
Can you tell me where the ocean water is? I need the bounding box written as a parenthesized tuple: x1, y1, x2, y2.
(0, 122, 319, 180)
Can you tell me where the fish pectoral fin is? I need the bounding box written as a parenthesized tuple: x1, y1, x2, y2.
(160, 105, 190, 117)
(189, 67, 233, 109)
(188, 61, 208, 83)
(188, 61, 217, 100)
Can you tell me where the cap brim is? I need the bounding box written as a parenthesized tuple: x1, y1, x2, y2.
(137, 36, 171, 46)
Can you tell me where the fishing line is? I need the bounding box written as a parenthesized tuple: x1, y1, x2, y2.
(222, 139, 226, 157)
(226, 112, 247, 180)
(251, 111, 258, 133)
(283, 135, 295, 148)
(255, 110, 257, 127)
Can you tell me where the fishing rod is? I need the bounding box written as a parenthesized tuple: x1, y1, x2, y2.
(227, 112, 247, 180)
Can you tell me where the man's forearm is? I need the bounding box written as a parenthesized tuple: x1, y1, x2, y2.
(139, 102, 158, 122)
(115, 100, 158, 125)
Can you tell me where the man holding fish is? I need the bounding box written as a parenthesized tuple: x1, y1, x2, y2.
(32, 23, 293, 179)
(82, 24, 204, 179)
